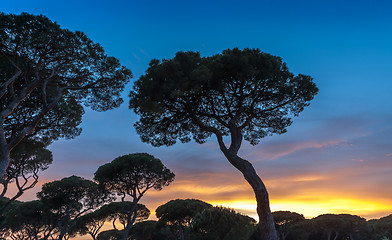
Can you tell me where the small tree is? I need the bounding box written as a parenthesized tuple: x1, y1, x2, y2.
(0, 12, 132, 179)
(73, 210, 108, 240)
(94, 153, 175, 240)
(373, 215, 392, 240)
(311, 214, 366, 240)
(156, 199, 212, 240)
(37, 176, 110, 240)
(190, 207, 256, 240)
(0, 139, 52, 216)
(129, 48, 318, 240)
(4, 200, 58, 240)
(272, 211, 306, 240)
(131, 220, 175, 240)
(103, 202, 150, 232)
(74, 202, 149, 240)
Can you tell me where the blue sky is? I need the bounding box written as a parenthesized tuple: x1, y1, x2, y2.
(3, 0, 392, 219)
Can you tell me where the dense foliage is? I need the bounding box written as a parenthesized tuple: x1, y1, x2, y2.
(130, 48, 318, 146)
(0, 139, 52, 216)
(94, 153, 175, 240)
(0, 12, 132, 179)
(156, 199, 213, 239)
(2, 195, 392, 240)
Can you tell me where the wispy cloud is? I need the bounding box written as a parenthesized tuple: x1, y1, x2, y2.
(243, 139, 348, 161)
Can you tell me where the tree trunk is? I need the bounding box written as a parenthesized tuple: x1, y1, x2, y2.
(222, 150, 278, 240)
(120, 200, 139, 240)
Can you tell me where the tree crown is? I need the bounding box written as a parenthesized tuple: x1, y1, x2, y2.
(37, 175, 109, 216)
(130, 48, 318, 147)
(156, 199, 212, 227)
(94, 153, 175, 197)
(1, 12, 132, 145)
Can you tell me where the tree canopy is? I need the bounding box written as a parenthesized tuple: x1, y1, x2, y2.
(130, 48, 317, 147)
(37, 175, 110, 240)
(156, 199, 212, 240)
(4, 200, 57, 240)
(310, 214, 366, 240)
(0, 138, 52, 216)
(190, 207, 257, 240)
(94, 153, 175, 199)
(99, 202, 150, 230)
(156, 199, 212, 227)
(0, 12, 132, 178)
(74, 202, 150, 240)
(94, 153, 175, 240)
(369, 214, 392, 240)
(272, 211, 306, 240)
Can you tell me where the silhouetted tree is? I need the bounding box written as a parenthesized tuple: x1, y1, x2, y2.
(97, 229, 122, 240)
(190, 206, 256, 240)
(0, 198, 22, 239)
(272, 211, 306, 240)
(156, 199, 212, 240)
(0, 12, 132, 179)
(73, 210, 108, 240)
(94, 153, 175, 240)
(129, 48, 318, 240)
(104, 202, 150, 232)
(37, 176, 110, 240)
(131, 220, 175, 240)
(73, 202, 149, 240)
(0, 139, 52, 216)
(4, 200, 58, 240)
(310, 214, 366, 240)
(373, 214, 392, 239)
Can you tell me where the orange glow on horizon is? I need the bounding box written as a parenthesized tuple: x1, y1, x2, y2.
(207, 196, 392, 221)
(11, 172, 392, 223)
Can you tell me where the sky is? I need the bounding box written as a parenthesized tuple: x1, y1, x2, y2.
(2, 0, 392, 221)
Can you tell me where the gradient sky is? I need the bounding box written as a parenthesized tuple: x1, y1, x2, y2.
(3, 0, 392, 221)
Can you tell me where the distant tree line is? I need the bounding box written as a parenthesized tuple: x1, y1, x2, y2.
(2, 194, 392, 240)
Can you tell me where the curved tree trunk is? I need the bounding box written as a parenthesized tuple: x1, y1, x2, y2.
(222, 149, 278, 240)
(120, 199, 139, 240)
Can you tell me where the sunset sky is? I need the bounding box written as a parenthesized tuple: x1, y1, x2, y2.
(3, 0, 392, 221)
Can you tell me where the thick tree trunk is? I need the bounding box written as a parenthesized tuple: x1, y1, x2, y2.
(120, 200, 139, 240)
(222, 150, 279, 240)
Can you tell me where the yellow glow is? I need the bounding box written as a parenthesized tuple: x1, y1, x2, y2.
(271, 197, 392, 219)
(206, 196, 392, 221)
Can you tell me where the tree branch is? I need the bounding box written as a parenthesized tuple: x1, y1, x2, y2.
(184, 103, 227, 151)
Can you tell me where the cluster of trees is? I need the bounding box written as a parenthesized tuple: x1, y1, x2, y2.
(3, 195, 392, 240)
(0, 153, 174, 240)
(269, 211, 392, 240)
(127, 206, 392, 240)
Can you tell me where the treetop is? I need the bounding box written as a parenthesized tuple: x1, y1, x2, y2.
(130, 48, 318, 147)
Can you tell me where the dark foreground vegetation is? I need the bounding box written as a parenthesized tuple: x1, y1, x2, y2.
(1, 196, 392, 240)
